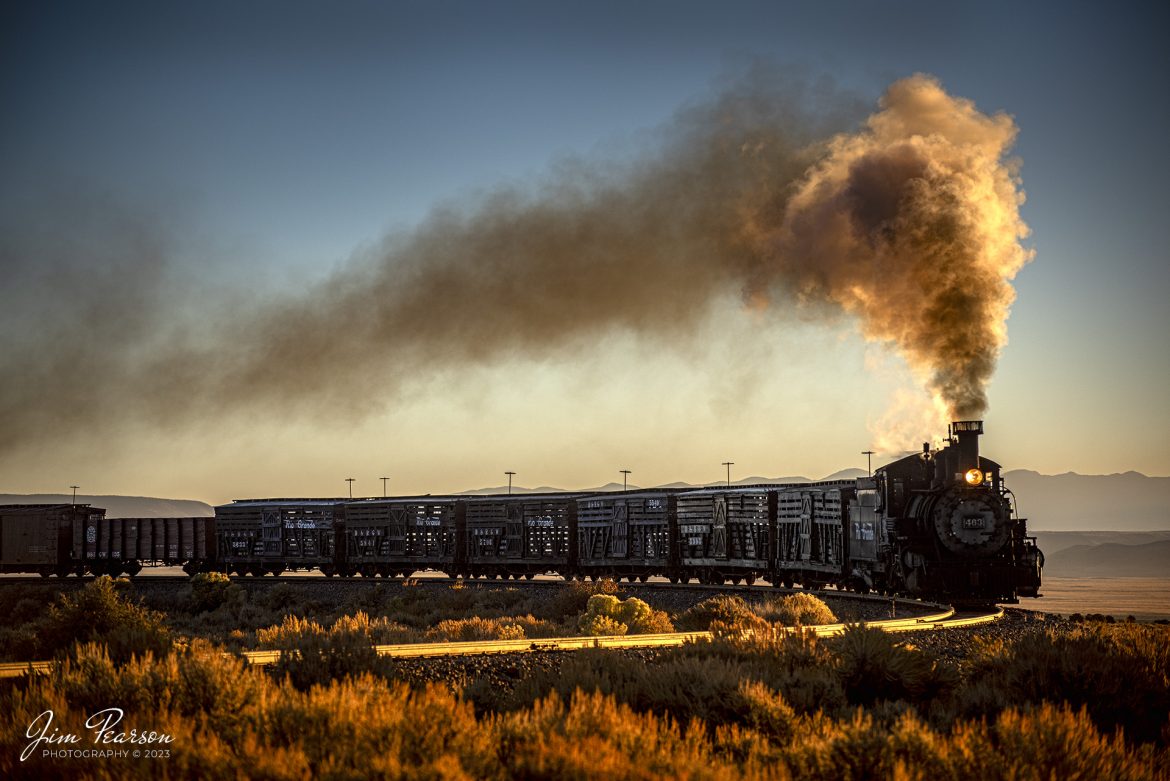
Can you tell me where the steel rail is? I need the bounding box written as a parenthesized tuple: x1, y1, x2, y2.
(235, 607, 999, 665)
(0, 603, 1001, 678)
(0, 660, 53, 678)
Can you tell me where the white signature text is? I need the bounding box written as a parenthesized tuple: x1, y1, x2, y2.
(22, 709, 173, 761)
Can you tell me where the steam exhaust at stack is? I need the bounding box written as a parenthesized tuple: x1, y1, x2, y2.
(0, 70, 1033, 458)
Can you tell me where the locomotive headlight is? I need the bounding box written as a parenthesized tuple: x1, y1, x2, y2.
(964, 468, 984, 486)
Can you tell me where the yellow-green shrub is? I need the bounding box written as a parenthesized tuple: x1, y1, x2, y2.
(542, 578, 620, 619)
(576, 595, 673, 636)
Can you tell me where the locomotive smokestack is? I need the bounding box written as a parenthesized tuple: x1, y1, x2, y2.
(951, 420, 983, 478)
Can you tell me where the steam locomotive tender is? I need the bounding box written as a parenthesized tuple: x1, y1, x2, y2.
(0, 421, 1043, 604)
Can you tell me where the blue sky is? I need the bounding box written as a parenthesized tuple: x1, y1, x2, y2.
(1, 1, 1167, 501)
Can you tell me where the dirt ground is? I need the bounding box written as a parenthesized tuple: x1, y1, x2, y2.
(1016, 576, 1170, 621)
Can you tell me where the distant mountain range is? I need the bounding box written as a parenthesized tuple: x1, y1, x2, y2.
(1003, 470, 1170, 531)
(458, 468, 871, 496)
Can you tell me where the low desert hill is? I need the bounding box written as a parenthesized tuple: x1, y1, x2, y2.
(0, 494, 214, 518)
(1033, 530, 1170, 555)
(1043, 539, 1170, 578)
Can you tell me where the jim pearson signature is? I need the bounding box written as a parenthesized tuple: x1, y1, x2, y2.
(22, 709, 173, 762)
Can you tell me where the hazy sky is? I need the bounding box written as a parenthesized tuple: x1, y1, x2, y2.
(2, 1, 1167, 503)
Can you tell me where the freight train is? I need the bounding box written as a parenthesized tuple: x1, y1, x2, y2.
(0, 421, 1043, 603)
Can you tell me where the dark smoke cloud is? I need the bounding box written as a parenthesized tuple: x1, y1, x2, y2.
(0, 71, 1029, 458)
(743, 76, 1032, 425)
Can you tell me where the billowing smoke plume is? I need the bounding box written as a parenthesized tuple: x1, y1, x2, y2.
(0, 72, 1029, 457)
(744, 76, 1032, 421)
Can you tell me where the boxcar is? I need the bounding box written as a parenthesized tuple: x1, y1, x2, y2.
(675, 487, 775, 584)
(464, 494, 580, 578)
(576, 492, 675, 581)
(341, 497, 464, 577)
(0, 504, 102, 576)
(215, 499, 343, 576)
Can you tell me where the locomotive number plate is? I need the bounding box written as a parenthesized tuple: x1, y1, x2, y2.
(961, 516, 986, 530)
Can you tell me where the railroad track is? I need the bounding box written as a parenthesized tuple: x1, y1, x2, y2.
(0, 607, 1002, 678)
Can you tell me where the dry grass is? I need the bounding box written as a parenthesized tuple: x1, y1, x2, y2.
(953, 622, 1170, 745)
(0, 576, 172, 664)
(2, 636, 1164, 780)
(755, 593, 837, 627)
(425, 615, 560, 642)
(3, 581, 1168, 778)
(675, 595, 771, 636)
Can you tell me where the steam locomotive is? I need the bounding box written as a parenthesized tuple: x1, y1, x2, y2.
(0, 421, 1043, 604)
